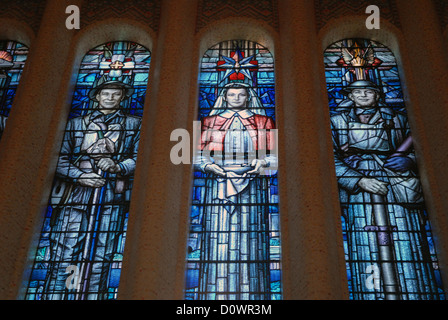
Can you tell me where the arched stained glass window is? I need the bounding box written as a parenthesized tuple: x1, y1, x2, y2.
(324, 38, 444, 300)
(185, 40, 281, 300)
(25, 41, 151, 300)
(0, 40, 29, 141)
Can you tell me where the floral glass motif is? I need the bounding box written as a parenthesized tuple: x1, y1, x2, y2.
(324, 38, 444, 300)
(25, 41, 151, 300)
(185, 40, 281, 300)
(0, 40, 29, 141)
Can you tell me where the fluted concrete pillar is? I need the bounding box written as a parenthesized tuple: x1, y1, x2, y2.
(396, 0, 448, 296)
(0, 0, 84, 299)
(118, 0, 198, 300)
(276, 0, 349, 299)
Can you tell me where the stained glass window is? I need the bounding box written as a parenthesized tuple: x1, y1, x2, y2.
(0, 40, 29, 141)
(25, 41, 151, 300)
(324, 38, 444, 300)
(185, 40, 281, 300)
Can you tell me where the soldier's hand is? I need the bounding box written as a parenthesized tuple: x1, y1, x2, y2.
(78, 172, 106, 188)
(97, 158, 121, 173)
(204, 163, 225, 176)
(358, 177, 389, 196)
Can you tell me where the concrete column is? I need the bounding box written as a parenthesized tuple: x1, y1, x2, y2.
(0, 0, 84, 299)
(396, 0, 448, 296)
(118, 0, 198, 299)
(276, 0, 348, 299)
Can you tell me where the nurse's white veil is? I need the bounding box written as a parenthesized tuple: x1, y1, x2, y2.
(208, 82, 266, 116)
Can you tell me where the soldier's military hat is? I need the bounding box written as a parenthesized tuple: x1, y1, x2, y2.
(340, 80, 384, 99)
(88, 78, 134, 102)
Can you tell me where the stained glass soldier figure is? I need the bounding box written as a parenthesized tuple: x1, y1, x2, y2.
(330, 80, 441, 299)
(44, 77, 141, 300)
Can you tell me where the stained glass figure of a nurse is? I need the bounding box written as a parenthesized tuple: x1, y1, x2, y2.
(185, 40, 281, 300)
(325, 38, 444, 300)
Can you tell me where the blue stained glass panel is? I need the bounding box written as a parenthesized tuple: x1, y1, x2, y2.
(185, 40, 281, 300)
(324, 38, 444, 300)
(0, 41, 29, 141)
(25, 41, 151, 300)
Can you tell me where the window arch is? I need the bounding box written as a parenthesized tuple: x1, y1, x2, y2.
(25, 41, 151, 300)
(323, 38, 444, 300)
(0, 40, 29, 142)
(185, 39, 281, 300)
